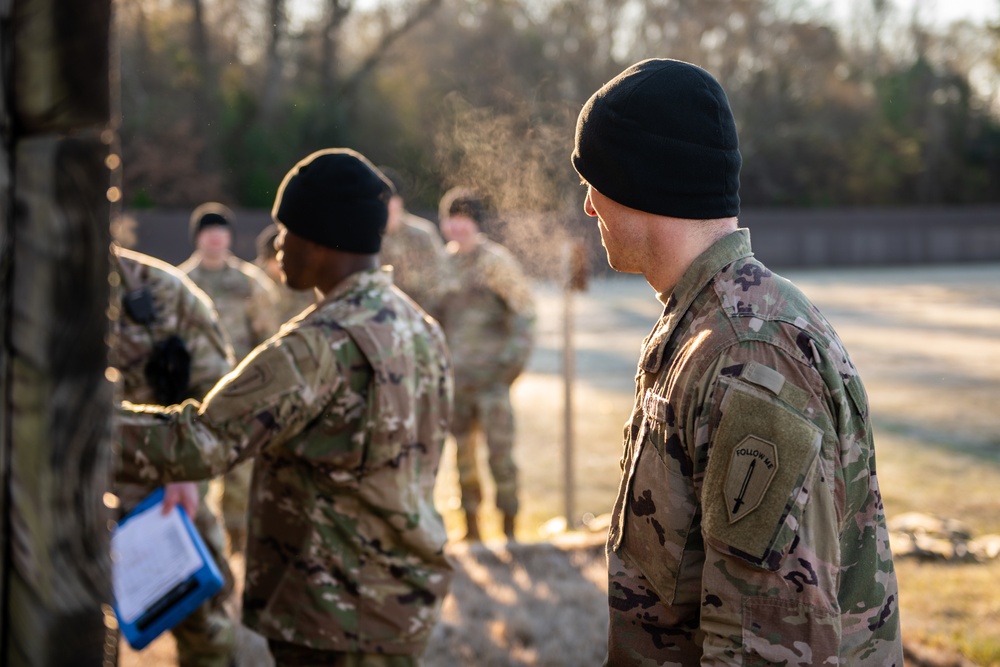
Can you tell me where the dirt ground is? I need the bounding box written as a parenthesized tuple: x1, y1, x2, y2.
(119, 262, 1000, 666)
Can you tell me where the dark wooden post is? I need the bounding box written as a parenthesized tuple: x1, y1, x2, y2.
(1, 1, 116, 665)
(561, 238, 588, 530)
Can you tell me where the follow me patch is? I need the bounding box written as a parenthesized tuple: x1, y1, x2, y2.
(724, 436, 779, 523)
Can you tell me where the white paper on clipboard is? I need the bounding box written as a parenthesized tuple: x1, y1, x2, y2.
(111, 501, 203, 624)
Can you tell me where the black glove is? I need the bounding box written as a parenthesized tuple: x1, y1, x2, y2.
(144, 334, 192, 405)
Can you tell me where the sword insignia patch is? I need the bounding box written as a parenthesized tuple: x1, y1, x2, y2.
(724, 436, 779, 523)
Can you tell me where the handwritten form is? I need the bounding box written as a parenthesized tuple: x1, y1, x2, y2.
(111, 501, 203, 624)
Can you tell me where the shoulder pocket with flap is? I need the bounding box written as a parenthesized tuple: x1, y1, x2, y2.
(702, 377, 823, 570)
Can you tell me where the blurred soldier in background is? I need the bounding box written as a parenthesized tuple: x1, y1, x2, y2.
(116, 149, 454, 667)
(179, 203, 281, 555)
(437, 187, 535, 541)
(111, 239, 238, 667)
(255, 223, 318, 324)
(377, 167, 446, 317)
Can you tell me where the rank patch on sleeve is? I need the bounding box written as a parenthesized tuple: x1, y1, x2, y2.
(724, 436, 778, 523)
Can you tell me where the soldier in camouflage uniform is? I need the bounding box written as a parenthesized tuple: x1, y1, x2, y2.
(573, 59, 903, 665)
(377, 167, 445, 317)
(179, 203, 281, 554)
(437, 187, 535, 541)
(254, 223, 319, 324)
(111, 246, 238, 667)
(115, 149, 454, 666)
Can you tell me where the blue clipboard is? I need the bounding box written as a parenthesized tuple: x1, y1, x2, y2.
(111, 487, 224, 650)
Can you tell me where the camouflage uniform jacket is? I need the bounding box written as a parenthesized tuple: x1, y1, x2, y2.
(116, 267, 455, 654)
(439, 236, 535, 388)
(607, 229, 902, 665)
(179, 253, 281, 359)
(379, 212, 445, 317)
(112, 247, 235, 510)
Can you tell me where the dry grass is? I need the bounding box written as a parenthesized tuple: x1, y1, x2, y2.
(121, 264, 1000, 666)
(424, 535, 609, 666)
(118, 535, 613, 667)
(784, 265, 1000, 667)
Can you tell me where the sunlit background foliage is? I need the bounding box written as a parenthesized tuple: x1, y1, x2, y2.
(116, 0, 1000, 213)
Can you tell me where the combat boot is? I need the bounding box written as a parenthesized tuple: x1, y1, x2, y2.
(464, 510, 481, 542)
(503, 513, 516, 541)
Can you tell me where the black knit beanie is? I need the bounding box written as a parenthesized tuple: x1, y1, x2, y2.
(572, 58, 741, 219)
(272, 148, 393, 253)
(439, 186, 486, 225)
(189, 202, 234, 243)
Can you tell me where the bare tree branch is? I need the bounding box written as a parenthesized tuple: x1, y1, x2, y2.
(339, 0, 443, 98)
(261, 0, 287, 119)
(321, 0, 354, 96)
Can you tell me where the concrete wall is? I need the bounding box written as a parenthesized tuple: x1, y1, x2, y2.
(741, 206, 1000, 268)
(130, 206, 1000, 272)
(129, 208, 275, 266)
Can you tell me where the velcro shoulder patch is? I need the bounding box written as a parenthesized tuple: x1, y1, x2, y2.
(740, 361, 785, 396)
(703, 379, 822, 569)
(740, 360, 810, 412)
(845, 374, 869, 419)
(642, 389, 671, 423)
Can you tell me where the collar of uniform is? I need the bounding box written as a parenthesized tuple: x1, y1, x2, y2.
(188, 251, 237, 272)
(317, 266, 394, 306)
(639, 229, 753, 373)
(446, 233, 487, 257)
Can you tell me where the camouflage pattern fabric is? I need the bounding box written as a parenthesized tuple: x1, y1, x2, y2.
(179, 252, 281, 549)
(116, 267, 454, 655)
(179, 253, 281, 360)
(379, 212, 445, 317)
(115, 248, 235, 408)
(439, 236, 535, 388)
(605, 229, 902, 665)
(6, 135, 116, 663)
(112, 247, 238, 667)
(268, 639, 419, 667)
(438, 236, 535, 516)
(451, 385, 517, 515)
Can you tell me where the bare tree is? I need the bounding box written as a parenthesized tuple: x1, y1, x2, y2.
(340, 0, 443, 98)
(188, 0, 222, 173)
(321, 0, 354, 98)
(260, 0, 288, 120)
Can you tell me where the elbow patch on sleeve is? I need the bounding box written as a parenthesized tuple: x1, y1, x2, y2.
(703, 378, 822, 570)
